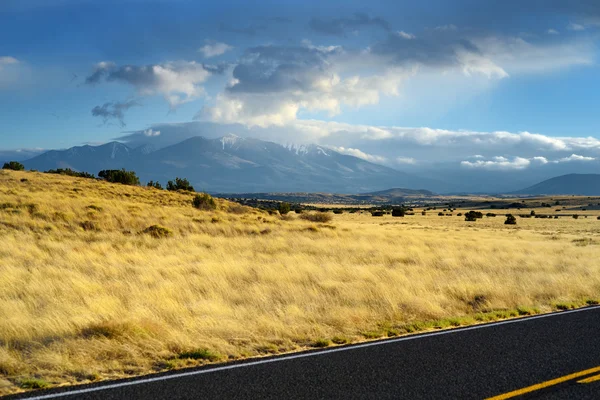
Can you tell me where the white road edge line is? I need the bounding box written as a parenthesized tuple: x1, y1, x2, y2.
(19, 305, 600, 400)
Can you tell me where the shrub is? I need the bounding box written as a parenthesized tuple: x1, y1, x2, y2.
(147, 180, 163, 189)
(486, 213, 496, 217)
(192, 193, 217, 210)
(505, 214, 517, 225)
(2, 161, 25, 171)
(464, 211, 483, 221)
(177, 349, 221, 362)
(421, 211, 426, 215)
(142, 225, 173, 239)
(392, 208, 405, 217)
(98, 169, 140, 185)
(597, 216, 600, 220)
(530, 210, 536, 216)
(457, 213, 463, 217)
(573, 214, 579, 219)
(167, 177, 194, 192)
(278, 202, 291, 215)
(80, 220, 97, 231)
(371, 211, 384, 217)
(300, 212, 333, 223)
(46, 168, 95, 179)
(438, 212, 444, 216)
(20, 378, 49, 389)
(333, 209, 344, 214)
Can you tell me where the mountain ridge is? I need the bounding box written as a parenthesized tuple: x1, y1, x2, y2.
(513, 173, 600, 195)
(23, 136, 447, 194)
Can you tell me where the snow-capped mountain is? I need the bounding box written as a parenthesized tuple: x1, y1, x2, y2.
(22, 136, 445, 193)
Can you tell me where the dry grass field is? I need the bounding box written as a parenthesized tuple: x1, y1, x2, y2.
(1, 170, 599, 395)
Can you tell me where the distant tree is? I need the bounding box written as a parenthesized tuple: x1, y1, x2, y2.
(147, 180, 163, 189)
(392, 208, 405, 217)
(371, 211, 384, 217)
(278, 202, 291, 215)
(2, 161, 24, 171)
(505, 214, 517, 225)
(465, 211, 483, 221)
(530, 210, 536, 216)
(98, 169, 140, 185)
(167, 177, 194, 192)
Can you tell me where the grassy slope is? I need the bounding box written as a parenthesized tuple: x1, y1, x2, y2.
(1, 170, 599, 395)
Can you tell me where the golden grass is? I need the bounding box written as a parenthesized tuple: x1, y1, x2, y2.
(1, 170, 600, 395)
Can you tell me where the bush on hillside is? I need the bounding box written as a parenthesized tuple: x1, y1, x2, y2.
(192, 193, 217, 210)
(98, 169, 140, 185)
(167, 177, 194, 192)
(46, 168, 95, 179)
(147, 180, 163, 189)
(505, 214, 517, 225)
(278, 202, 291, 215)
(300, 212, 333, 223)
(2, 161, 25, 171)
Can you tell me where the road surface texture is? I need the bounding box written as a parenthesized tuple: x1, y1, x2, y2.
(6, 306, 600, 399)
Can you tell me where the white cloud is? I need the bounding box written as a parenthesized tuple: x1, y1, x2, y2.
(199, 41, 233, 58)
(143, 128, 160, 137)
(0, 56, 18, 66)
(434, 25, 457, 31)
(568, 23, 586, 31)
(86, 61, 215, 108)
(532, 156, 548, 164)
(546, 29, 560, 35)
(461, 156, 531, 170)
(329, 146, 388, 163)
(396, 31, 415, 39)
(555, 153, 596, 162)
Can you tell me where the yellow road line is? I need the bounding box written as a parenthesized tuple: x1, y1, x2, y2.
(486, 366, 600, 399)
(578, 373, 600, 384)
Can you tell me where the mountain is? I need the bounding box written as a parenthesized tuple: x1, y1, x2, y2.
(513, 174, 600, 195)
(22, 135, 447, 193)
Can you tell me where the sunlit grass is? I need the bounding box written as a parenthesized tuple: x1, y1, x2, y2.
(1, 169, 599, 395)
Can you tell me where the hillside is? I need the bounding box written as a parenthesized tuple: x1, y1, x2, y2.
(514, 174, 600, 195)
(2, 169, 600, 396)
(22, 135, 446, 194)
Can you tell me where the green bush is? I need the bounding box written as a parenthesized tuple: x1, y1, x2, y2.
(46, 168, 95, 179)
(192, 193, 217, 210)
(147, 180, 163, 189)
(98, 169, 140, 185)
(465, 211, 483, 222)
(2, 161, 25, 171)
(278, 202, 291, 215)
(392, 208, 405, 217)
(167, 177, 194, 192)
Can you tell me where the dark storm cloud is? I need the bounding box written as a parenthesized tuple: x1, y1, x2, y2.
(91, 100, 139, 127)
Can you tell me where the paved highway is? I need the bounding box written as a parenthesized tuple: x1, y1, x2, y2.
(7, 306, 600, 399)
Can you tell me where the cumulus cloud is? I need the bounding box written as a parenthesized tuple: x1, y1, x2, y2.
(91, 100, 140, 127)
(396, 31, 416, 39)
(85, 61, 219, 108)
(547, 29, 560, 35)
(198, 44, 409, 126)
(568, 23, 586, 31)
(309, 13, 390, 36)
(199, 41, 233, 58)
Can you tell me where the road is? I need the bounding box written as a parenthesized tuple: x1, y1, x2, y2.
(7, 306, 600, 399)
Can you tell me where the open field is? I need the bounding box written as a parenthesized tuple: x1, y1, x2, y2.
(1, 170, 600, 396)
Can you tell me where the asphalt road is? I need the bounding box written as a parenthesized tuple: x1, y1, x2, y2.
(7, 306, 600, 400)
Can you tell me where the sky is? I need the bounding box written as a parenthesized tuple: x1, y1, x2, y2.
(2, 0, 600, 175)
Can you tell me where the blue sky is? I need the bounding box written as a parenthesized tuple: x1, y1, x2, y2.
(2, 0, 600, 173)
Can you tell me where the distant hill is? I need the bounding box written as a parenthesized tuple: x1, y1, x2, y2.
(513, 174, 600, 195)
(23, 135, 446, 194)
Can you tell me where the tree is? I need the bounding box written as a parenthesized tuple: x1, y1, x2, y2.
(505, 214, 517, 225)
(98, 169, 140, 185)
(2, 161, 25, 171)
(278, 202, 291, 215)
(465, 210, 483, 221)
(147, 180, 163, 189)
(392, 208, 405, 217)
(167, 177, 194, 192)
